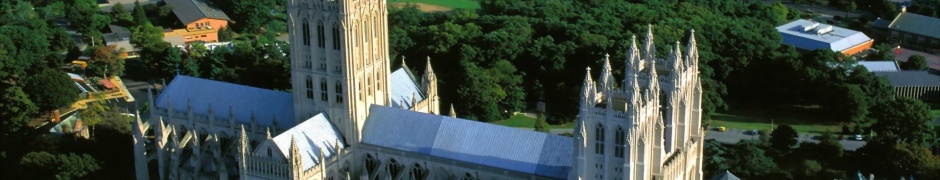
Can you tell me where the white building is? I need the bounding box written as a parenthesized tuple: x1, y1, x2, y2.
(131, 1, 704, 179)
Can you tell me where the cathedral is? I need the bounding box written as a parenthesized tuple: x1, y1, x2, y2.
(131, 0, 704, 179)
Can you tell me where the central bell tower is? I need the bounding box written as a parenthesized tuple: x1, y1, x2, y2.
(288, 0, 390, 144)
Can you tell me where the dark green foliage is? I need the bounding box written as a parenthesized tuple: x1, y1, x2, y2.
(703, 139, 730, 178)
(22, 68, 79, 112)
(869, 97, 934, 146)
(218, 27, 234, 42)
(211, 0, 276, 33)
(770, 125, 799, 152)
(907, 0, 940, 18)
(534, 114, 549, 133)
(132, 0, 148, 26)
(66, 0, 110, 41)
(110, 3, 133, 26)
(19, 152, 100, 179)
(0, 86, 38, 137)
(903, 55, 929, 70)
(729, 140, 778, 179)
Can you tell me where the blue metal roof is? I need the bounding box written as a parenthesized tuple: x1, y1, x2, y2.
(389, 68, 424, 109)
(361, 105, 573, 179)
(272, 113, 344, 170)
(777, 19, 872, 52)
(154, 75, 295, 129)
(856, 61, 899, 72)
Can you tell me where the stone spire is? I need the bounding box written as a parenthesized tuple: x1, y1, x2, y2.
(671, 41, 684, 73)
(265, 127, 273, 139)
(599, 54, 613, 92)
(581, 67, 595, 107)
(289, 135, 303, 179)
(449, 104, 456, 118)
(646, 60, 660, 103)
(685, 29, 699, 69)
(624, 35, 642, 91)
(644, 24, 656, 61)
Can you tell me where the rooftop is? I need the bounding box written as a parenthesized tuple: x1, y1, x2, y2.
(873, 71, 940, 87)
(271, 113, 345, 170)
(154, 75, 295, 129)
(389, 67, 424, 109)
(889, 12, 940, 39)
(856, 61, 900, 72)
(361, 105, 573, 179)
(164, 0, 231, 24)
(776, 19, 873, 52)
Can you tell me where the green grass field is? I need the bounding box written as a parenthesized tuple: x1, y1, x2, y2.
(708, 111, 843, 135)
(492, 113, 575, 129)
(388, 0, 481, 10)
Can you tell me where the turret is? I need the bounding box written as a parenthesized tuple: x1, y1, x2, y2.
(238, 125, 248, 178)
(685, 29, 699, 69)
(422, 57, 439, 114)
(580, 67, 596, 109)
(599, 54, 613, 93)
(670, 41, 684, 74)
(449, 104, 456, 118)
(289, 135, 303, 180)
(624, 35, 642, 92)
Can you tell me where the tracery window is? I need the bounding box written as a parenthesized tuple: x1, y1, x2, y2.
(595, 124, 605, 154)
(320, 78, 328, 101)
(317, 22, 325, 47)
(615, 126, 625, 158)
(332, 25, 340, 50)
(306, 76, 313, 99)
(335, 80, 343, 103)
(302, 20, 310, 45)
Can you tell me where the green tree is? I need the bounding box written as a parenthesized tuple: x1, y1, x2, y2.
(88, 45, 125, 77)
(129, 23, 168, 52)
(770, 125, 799, 152)
(730, 140, 778, 179)
(533, 114, 549, 133)
(869, 97, 934, 145)
(132, 0, 148, 26)
(23, 68, 79, 112)
(703, 139, 731, 178)
(858, 141, 940, 179)
(0, 86, 38, 137)
(110, 3, 133, 26)
(903, 55, 929, 70)
(769, 2, 789, 25)
(217, 27, 233, 41)
(67, 0, 110, 42)
(831, 84, 869, 123)
(20, 152, 100, 179)
(0, 25, 49, 79)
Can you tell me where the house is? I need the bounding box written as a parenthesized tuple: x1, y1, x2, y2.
(162, 0, 230, 44)
(103, 25, 137, 58)
(49, 112, 90, 139)
(777, 19, 875, 56)
(885, 7, 940, 54)
(874, 71, 940, 102)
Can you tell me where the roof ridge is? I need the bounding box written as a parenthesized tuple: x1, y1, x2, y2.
(188, 0, 210, 22)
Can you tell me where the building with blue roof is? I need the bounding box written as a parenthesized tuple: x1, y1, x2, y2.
(777, 19, 874, 55)
(133, 1, 704, 180)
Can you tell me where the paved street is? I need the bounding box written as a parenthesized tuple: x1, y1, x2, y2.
(704, 129, 866, 150)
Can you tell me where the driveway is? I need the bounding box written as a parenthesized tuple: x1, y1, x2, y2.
(895, 47, 940, 70)
(705, 128, 866, 150)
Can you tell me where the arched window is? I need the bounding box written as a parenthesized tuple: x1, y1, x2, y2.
(463, 173, 475, 180)
(367, 75, 372, 96)
(410, 163, 427, 180)
(306, 76, 313, 99)
(320, 78, 328, 101)
(332, 25, 340, 50)
(595, 124, 605, 155)
(335, 80, 343, 103)
(364, 154, 378, 175)
(365, 19, 369, 43)
(615, 126, 625, 158)
(302, 19, 310, 45)
(388, 159, 401, 179)
(317, 22, 325, 47)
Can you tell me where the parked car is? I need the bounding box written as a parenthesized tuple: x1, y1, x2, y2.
(717, 126, 727, 132)
(744, 129, 758, 135)
(854, 134, 863, 141)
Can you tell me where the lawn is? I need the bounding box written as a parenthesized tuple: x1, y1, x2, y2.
(387, 0, 481, 10)
(707, 108, 845, 135)
(492, 113, 575, 129)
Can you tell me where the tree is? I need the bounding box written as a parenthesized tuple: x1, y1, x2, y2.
(770, 125, 799, 152)
(81, 93, 110, 136)
(858, 141, 940, 179)
(23, 68, 79, 112)
(816, 130, 844, 160)
(88, 45, 125, 77)
(110, 3, 133, 26)
(703, 139, 731, 178)
(903, 55, 928, 70)
(831, 84, 869, 123)
(67, 0, 110, 42)
(0, 25, 49, 79)
(729, 140, 779, 179)
(217, 27, 233, 41)
(869, 97, 934, 145)
(132, 0, 148, 26)
(20, 151, 101, 179)
(534, 114, 549, 133)
(129, 23, 167, 52)
(0, 86, 38, 137)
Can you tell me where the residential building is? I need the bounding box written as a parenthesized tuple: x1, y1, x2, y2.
(874, 71, 940, 102)
(162, 0, 231, 44)
(886, 7, 940, 54)
(777, 19, 875, 56)
(103, 25, 138, 58)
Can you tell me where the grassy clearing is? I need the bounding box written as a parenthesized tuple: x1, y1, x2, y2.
(707, 108, 844, 135)
(388, 0, 481, 10)
(492, 113, 575, 129)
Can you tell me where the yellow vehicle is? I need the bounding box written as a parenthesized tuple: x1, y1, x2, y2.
(71, 60, 87, 69)
(717, 126, 727, 132)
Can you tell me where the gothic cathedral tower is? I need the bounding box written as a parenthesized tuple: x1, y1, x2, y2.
(288, 0, 389, 144)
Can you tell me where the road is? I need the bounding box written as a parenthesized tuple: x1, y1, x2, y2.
(528, 127, 866, 150)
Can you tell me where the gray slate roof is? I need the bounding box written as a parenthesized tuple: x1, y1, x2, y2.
(857, 61, 900, 72)
(889, 12, 940, 39)
(389, 67, 424, 109)
(271, 113, 344, 170)
(154, 75, 295, 129)
(164, 0, 231, 24)
(711, 170, 741, 180)
(873, 71, 940, 87)
(361, 105, 573, 179)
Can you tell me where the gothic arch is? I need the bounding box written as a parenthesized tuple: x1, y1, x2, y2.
(615, 126, 625, 158)
(363, 154, 379, 178)
(410, 163, 428, 180)
(462, 172, 476, 180)
(387, 158, 402, 179)
(595, 123, 605, 155)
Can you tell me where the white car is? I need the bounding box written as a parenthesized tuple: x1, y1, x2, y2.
(854, 135, 863, 141)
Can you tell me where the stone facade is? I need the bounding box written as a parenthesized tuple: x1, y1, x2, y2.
(570, 26, 704, 180)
